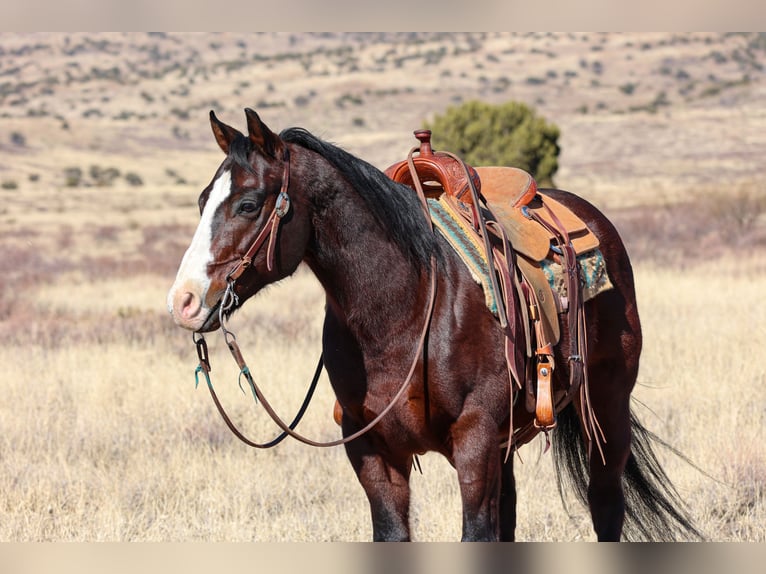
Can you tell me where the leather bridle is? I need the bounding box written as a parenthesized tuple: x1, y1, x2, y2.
(225, 146, 292, 284)
(192, 144, 438, 449)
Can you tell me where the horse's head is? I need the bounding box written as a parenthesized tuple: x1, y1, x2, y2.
(167, 109, 308, 332)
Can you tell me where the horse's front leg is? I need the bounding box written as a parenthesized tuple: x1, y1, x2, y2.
(451, 410, 502, 541)
(343, 428, 412, 541)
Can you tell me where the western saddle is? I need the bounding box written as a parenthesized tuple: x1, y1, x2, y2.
(384, 130, 599, 452)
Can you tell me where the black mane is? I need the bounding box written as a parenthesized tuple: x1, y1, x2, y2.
(280, 127, 438, 270)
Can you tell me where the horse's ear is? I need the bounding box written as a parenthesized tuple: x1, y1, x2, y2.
(209, 110, 241, 154)
(244, 108, 283, 159)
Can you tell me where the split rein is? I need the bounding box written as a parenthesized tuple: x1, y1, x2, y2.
(191, 146, 438, 449)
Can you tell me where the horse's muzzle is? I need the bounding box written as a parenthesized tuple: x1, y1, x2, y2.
(168, 282, 221, 332)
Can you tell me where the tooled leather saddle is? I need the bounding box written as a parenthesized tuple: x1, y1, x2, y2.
(385, 130, 599, 447)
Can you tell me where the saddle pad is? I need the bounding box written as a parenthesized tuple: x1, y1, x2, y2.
(540, 248, 613, 303)
(476, 167, 600, 262)
(428, 196, 498, 315)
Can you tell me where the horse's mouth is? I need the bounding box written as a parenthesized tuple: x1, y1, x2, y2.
(196, 296, 240, 333)
(196, 301, 222, 333)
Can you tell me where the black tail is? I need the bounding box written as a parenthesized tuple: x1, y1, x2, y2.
(552, 403, 704, 541)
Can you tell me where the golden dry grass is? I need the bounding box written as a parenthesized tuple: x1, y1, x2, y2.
(1, 177, 764, 541)
(1, 32, 765, 542)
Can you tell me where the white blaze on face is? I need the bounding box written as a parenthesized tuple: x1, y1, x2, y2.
(167, 169, 232, 330)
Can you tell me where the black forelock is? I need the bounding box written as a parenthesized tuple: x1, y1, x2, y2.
(279, 127, 438, 270)
(228, 133, 256, 172)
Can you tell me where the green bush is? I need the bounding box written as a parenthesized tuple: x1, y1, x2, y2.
(64, 167, 82, 187)
(90, 165, 120, 187)
(10, 131, 25, 147)
(619, 82, 638, 95)
(124, 172, 144, 186)
(424, 100, 561, 186)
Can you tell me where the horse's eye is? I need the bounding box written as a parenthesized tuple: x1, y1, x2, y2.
(239, 201, 259, 214)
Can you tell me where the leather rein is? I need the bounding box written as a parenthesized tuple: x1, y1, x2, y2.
(192, 145, 438, 449)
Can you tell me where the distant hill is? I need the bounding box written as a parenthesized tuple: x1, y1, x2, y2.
(1, 32, 764, 211)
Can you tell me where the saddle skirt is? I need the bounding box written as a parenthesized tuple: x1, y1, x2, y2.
(474, 166, 602, 345)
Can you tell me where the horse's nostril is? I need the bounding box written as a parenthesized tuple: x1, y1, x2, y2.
(178, 291, 201, 320)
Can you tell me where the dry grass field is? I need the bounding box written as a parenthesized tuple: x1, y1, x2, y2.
(1, 32, 765, 542)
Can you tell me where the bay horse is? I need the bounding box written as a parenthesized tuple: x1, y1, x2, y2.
(166, 108, 700, 541)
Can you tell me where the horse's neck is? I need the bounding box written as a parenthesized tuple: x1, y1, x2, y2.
(305, 181, 425, 340)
